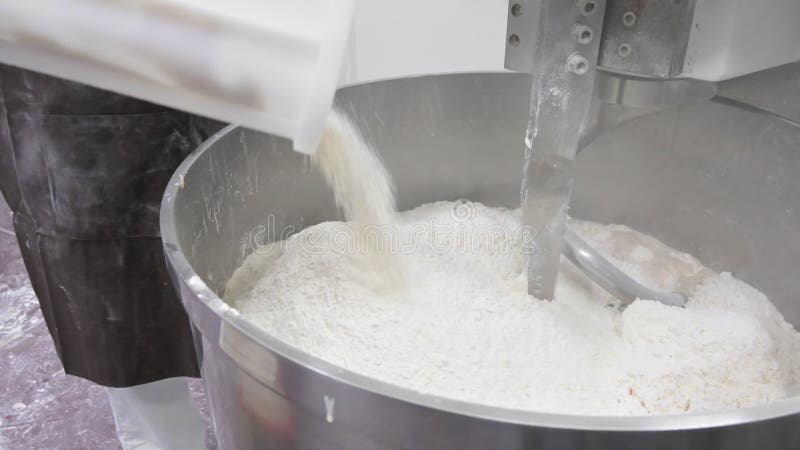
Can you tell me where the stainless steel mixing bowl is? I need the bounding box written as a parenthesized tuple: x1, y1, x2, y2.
(161, 72, 800, 449)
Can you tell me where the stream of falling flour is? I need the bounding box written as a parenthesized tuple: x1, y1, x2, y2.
(312, 109, 403, 286)
(314, 109, 396, 226)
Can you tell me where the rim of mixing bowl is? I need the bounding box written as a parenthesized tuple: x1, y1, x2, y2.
(160, 74, 800, 433)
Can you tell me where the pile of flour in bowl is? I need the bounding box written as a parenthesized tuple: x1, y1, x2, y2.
(225, 199, 800, 416)
(225, 110, 800, 415)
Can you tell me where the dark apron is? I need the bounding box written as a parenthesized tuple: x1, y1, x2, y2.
(0, 65, 224, 387)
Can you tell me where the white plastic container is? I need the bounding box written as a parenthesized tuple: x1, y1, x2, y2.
(0, 0, 355, 153)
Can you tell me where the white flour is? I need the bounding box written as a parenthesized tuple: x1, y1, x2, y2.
(308, 109, 402, 286)
(312, 109, 395, 226)
(226, 111, 800, 416)
(226, 200, 800, 416)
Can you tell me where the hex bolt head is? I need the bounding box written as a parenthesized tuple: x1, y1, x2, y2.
(572, 24, 594, 44)
(566, 53, 590, 75)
